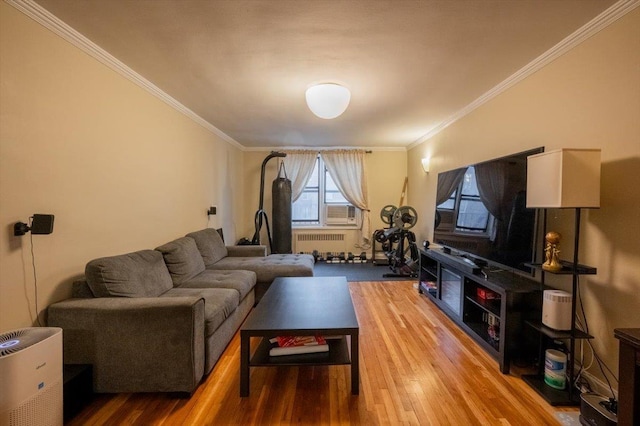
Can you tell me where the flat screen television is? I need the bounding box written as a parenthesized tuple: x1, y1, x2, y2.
(433, 147, 543, 272)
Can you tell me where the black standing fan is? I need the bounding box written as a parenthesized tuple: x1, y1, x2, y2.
(251, 151, 287, 251)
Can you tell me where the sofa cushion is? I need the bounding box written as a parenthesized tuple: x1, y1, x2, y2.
(177, 269, 256, 300)
(226, 245, 266, 257)
(186, 228, 228, 266)
(162, 287, 239, 337)
(207, 253, 314, 283)
(85, 250, 173, 298)
(156, 237, 206, 286)
(71, 279, 94, 298)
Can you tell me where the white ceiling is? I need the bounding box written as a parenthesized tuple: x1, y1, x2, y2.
(33, 0, 618, 149)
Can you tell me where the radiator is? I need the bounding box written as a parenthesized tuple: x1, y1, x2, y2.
(293, 232, 348, 255)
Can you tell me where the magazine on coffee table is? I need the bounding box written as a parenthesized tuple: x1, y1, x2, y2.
(268, 335, 329, 356)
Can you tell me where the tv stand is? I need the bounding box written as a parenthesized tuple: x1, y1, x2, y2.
(418, 248, 541, 373)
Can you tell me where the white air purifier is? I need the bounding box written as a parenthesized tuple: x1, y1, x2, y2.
(0, 327, 63, 426)
(542, 290, 573, 330)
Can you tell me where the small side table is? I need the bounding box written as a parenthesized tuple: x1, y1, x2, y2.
(614, 328, 640, 426)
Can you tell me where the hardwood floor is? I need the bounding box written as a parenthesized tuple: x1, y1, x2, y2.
(68, 281, 576, 425)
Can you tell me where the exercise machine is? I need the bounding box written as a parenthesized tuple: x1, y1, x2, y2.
(372, 205, 420, 278)
(371, 205, 396, 265)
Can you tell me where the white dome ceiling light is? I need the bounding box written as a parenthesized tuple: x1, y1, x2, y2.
(305, 83, 351, 119)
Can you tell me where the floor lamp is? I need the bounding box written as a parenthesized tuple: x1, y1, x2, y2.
(526, 148, 601, 402)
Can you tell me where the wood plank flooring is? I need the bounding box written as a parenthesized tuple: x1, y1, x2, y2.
(68, 281, 577, 425)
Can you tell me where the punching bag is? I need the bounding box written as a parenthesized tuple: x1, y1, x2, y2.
(272, 162, 292, 253)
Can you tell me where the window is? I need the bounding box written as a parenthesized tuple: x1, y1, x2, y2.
(437, 166, 492, 233)
(292, 159, 320, 223)
(292, 156, 357, 227)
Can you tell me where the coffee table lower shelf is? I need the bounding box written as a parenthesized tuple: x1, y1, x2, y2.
(251, 336, 351, 366)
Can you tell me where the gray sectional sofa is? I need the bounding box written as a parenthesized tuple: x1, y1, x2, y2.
(186, 228, 314, 300)
(47, 228, 314, 394)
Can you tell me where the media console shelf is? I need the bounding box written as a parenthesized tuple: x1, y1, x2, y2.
(418, 248, 541, 373)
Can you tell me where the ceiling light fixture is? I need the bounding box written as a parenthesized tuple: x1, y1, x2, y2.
(305, 83, 351, 119)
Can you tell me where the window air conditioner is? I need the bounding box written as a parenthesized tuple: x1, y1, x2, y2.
(325, 205, 357, 225)
(0, 327, 63, 426)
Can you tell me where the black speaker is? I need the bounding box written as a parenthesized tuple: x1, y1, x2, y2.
(31, 214, 55, 234)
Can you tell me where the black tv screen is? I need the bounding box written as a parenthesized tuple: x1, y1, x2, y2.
(433, 147, 543, 272)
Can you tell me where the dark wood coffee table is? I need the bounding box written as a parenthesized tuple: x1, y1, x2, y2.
(240, 276, 359, 397)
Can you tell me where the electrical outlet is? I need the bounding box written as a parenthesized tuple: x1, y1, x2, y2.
(208, 206, 217, 216)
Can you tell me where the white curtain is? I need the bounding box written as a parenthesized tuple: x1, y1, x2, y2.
(321, 149, 371, 248)
(282, 150, 318, 202)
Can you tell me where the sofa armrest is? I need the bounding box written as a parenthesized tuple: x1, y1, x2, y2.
(226, 245, 266, 257)
(47, 296, 205, 393)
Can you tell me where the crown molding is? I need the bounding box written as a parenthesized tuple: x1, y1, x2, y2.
(6, 0, 244, 150)
(8, 0, 637, 153)
(245, 146, 407, 152)
(408, 0, 640, 150)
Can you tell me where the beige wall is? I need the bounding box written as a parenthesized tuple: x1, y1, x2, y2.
(408, 9, 640, 383)
(366, 151, 409, 232)
(241, 150, 407, 254)
(0, 3, 245, 330)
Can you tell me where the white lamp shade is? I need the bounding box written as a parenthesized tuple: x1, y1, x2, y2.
(305, 83, 351, 119)
(526, 148, 601, 208)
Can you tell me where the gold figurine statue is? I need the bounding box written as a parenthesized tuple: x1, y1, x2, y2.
(543, 231, 563, 272)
